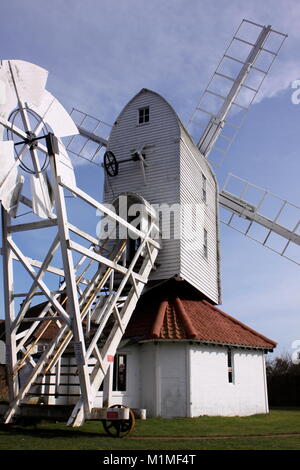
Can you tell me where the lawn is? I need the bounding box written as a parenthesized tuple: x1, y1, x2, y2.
(0, 408, 300, 450)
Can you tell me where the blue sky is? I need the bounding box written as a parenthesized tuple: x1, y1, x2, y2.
(1, 0, 300, 357)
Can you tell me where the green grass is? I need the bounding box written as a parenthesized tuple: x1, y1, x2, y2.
(0, 408, 300, 450)
(133, 407, 300, 437)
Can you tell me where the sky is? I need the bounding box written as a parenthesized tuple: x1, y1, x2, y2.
(1, 0, 300, 358)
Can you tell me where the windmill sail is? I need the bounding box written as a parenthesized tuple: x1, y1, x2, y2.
(66, 108, 112, 166)
(219, 174, 300, 265)
(0, 60, 79, 219)
(0, 141, 20, 212)
(30, 173, 54, 219)
(188, 19, 287, 164)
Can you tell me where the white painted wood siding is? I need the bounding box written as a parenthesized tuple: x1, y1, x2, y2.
(179, 126, 220, 303)
(104, 89, 220, 303)
(104, 89, 181, 281)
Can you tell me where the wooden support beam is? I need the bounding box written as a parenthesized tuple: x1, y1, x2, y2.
(8, 238, 71, 327)
(8, 219, 57, 233)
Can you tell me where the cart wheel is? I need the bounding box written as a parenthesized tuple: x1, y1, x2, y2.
(104, 151, 119, 177)
(102, 404, 135, 438)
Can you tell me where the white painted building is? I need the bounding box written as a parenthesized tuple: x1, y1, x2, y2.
(87, 285, 274, 418)
(106, 343, 270, 418)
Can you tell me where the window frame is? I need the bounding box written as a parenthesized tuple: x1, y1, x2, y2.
(227, 348, 234, 384)
(138, 106, 150, 125)
(99, 353, 127, 393)
(113, 353, 127, 392)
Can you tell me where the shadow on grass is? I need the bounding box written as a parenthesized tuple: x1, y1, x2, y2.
(0, 422, 109, 440)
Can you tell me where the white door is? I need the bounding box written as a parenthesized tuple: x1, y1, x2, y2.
(160, 344, 187, 417)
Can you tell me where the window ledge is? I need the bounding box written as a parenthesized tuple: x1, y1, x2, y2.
(136, 122, 150, 127)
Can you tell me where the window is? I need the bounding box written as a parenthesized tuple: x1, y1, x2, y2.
(113, 354, 127, 391)
(138, 106, 149, 124)
(99, 354, 127, 392)
(203, 228, 208, 259)
(227, 349, 234, 383)
(202, 173, 207, 203)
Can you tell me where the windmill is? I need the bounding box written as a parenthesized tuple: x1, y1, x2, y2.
(67, 20, 300, 290)
(68, 20, 300, 271)
(0, 19, 298, 429)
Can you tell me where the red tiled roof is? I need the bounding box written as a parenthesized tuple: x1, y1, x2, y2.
(125, 295, 276, 349)
(9, 280, 275, 350)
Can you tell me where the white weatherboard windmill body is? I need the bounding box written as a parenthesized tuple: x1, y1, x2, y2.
(0, 19, 298, 430)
